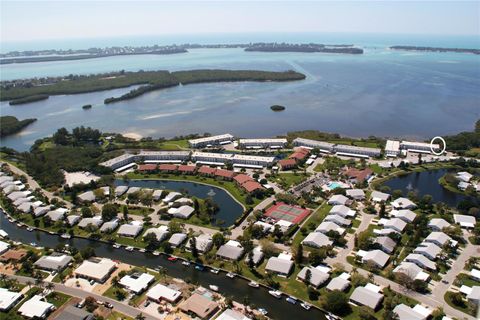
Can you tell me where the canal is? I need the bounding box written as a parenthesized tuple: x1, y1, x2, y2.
(114, 179, 245, 227)
(0, 210, 326, 320)
(382, 168, 479, 207)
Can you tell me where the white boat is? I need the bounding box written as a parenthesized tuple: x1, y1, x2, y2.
(125, 246, 134, 252)
(286, 296, 297, 304)
(16, 223, 22, 227)
(210, 268, 220, 274)
(209, 285, 219, 292)
(268, 290, 282, 298)
(257, 308, 268, 316)
(139, 248, 146, 253)
(0, 229, 8, 238)
(326, 314, 337, 320)
(226, 272, 235, 278)
(26, 227, 34, 232)
(112, 244, 121, 248)
(182, 261, 190, 266)
(152, 251, 160, 256)
(300, 302, 311, 310)
(248, 281, 259, 288)
(48, 231, 55, 235)
(60, 234, 71, 239)
(29, 242, 37, 247)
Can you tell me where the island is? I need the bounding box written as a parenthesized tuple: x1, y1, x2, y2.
(0, 69, 306, 103)
(0, 116, 37, 137)
(270, 105, 286, 111)
(245, 43, 364, 54)
(8, 94, 49, 105)
(390, 45, 480, 55)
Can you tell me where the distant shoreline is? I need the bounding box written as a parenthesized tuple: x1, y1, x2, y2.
(390, 45, 480, 55)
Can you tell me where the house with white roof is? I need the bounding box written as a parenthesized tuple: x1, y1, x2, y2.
(413, 242, 442, 261)
(405, 253, 437, 271)
(143, 225, 169, 242)
(216, 240, 244, 261)
(253, 221, 274, 233)
(216, 309, 252, 320)
(77, 191, 96, 203)
(471, 269, 480, 282)
(274, 220, 293, 233)
(74, 257, 116, 283)
(326, 273, 351, 292)
(163, 192, 182, 203)
(66, 215, 81, 226)
(0, 240, 10, 255)
(168, 205, 195, 219)
(119, 272, 155, 294)
(245, 246, 264, 266)
(186, 234, 213, 253)
(424, 231, 456, 247)
(114, 185, 129, 197)
(302, 232, 333, 248)
(117, 221, 143, 238)
(378, 218, 407, 233)
(350, 284, 384, 310)
(315, 221, 345, 235)
(100, 220, 119, 233)
(168, 233, 187, 247)
(391, 197, 416, 210)
(374, 236, 397, 254)
(34, 253, 72, 271)
(391, 209, 417, 223)
(467, 286, 480, 305)
(324, 214, 352, 226)
(427, 218, 450, 231)
(0, 288, 22, 311)
(393, 304, 430, 320)
(456, 171, 473, 182)
(78, 216, 103, 229)
(329, 205, 356, 218)
(357, 250, 390, 268)
(152, 189, 163, 201)
(265, 253, 294, 276)
(393, 262, 430, 282)
(45, 208, 68, 222)
(146, 283, 182, 303)
(328, 194, 349, 206)
(346, 189, 365, 200)
(370, 191, 390, 203)
(453, 214, 476, 229)
(297, 266, 329, 288)
(18, 295, 54, 319)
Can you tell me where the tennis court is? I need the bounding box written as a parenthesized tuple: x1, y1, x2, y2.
(264, 202, 311, 224)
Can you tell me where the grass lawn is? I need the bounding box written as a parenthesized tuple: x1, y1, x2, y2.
(444, 292, 475, 316)
(103, 285, 129, 301)
(105, 311, 134, 320)
(46, 292, 71, 308)
(270, 172, 310, 189)
(455, 273, 480, 288)
(52, 267, 73, 283)
(292, 203, 331, 247)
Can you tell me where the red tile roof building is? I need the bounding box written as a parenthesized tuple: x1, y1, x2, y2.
(178, 165, 196, 174)
(242, 180, 264, 193)
(344, 167, 373, 183)
(278, 159, 297, 171)
(137, 164, 157, 172)
(198, 166, 216, 176)
(233, 174, 253, 185)
(214, 169, 235, 180)
(158, 164, 178, 172)
(288, 147, 310, 161)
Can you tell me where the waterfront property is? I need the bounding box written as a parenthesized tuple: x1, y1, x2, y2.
(238, 138, 287, 149)
(188, 134, 234, 148)
(370, 191, 391, 203)
(119, 272, 155, 294)
(146, 283, 182, 303)
(100, 151, 190, 171)
(216, 240, 244, 261)
(326, 273, 351, 292)
(385, 140, 401, 157)
(265, 253, 294, 276)
(453, 214, 476, 229)
(292, 137, 335, 153)
(297, 266, 330, 288)
(400, 140, 439, 154)
(350, 284, 384, 310)
(179, 292, 220, 319)
(33, 252, 72, 271)
(74, 257, 117, 283)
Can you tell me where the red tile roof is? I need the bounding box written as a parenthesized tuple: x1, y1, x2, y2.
(198, 166, 216, 175)
(289, 147, 310, 161)
(137, 164, 157, 171)
(344, 167, 373, 182)
(242, 180, 264, 193)
(233, 174, 253, 185)
(178, 165, 196, 172)
(214, 169, 235, 178)
(158, 164, 178, 171)
(278, 159, 297, 168)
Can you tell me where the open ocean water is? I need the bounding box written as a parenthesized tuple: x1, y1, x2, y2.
(1, 32, 479, 151)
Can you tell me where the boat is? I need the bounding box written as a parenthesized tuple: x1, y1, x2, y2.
(300, 302, 311, 310)
(125, 246, 134, 252)
(268, 290, 282, 298)
(48, 231, 55, 235)
(248, 281, 259, 288)
(226, 272, 235, 278)
(112, 244, 121, 249)
(194, 264, 205, 271)
(286, 296, 297, 304)
(209, 285, 219, 292)
(210, 268, 220, 274)
(139, 248, 146, 253)
(7, 217, 13, 222)
(60, 234, 71, 239)
(0, 229, 8, 239)
(181, 261, 190, 266)
(16, 223, 23, 227)
(29, 242, 37, 247)
(152, 251, 160, 256)
(26, 227, 33, 232)
(257, 308, 268, 316)
(326, 314, 338, 320)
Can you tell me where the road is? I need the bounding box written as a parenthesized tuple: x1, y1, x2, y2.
(5, 163, 73, 209)
(326, 210, 477, 320)
(5, 274, 160, 320)
(230, 195, 276, 239)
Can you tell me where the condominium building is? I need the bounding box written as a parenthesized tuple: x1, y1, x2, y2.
(334, 144, 381, 158)
(238, 138, 287, 149)
(385, 140, 401, 157)
(292, 137, 335, 153)
(400, 140, 440, 154)
(188, 134, 234, 148)
(191, 151, 233, 165)
(99, 151, 190, 171)
(231, 154, 275, 168)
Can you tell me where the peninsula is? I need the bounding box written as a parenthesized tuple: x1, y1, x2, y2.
(1, 69, 306, 103)
(245, 43, 363, 54)
(0, 116, 37, 137)
(390, 45, 480, 55)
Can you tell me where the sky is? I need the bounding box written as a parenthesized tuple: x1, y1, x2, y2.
(1, 1, 479, 43)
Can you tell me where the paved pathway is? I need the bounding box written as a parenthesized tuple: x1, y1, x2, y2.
(5, 274, 160, 320)
(230, 195, 275, 239)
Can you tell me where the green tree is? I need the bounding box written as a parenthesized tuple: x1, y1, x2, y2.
(101, 203, 118, 221)
(212, 232, 225, 248)
(321, 290, 350, 315)
(295, 243, 303, 265)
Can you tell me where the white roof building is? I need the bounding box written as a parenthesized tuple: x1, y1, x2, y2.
(45, 208, 68, 222)
(297, 266, 330, 287)
(78, 216, 103, 229)
(0, 240, 10, 255)
(405, 254, 437, 271)
(168, 233, 187, 247)
(163, 192, 182, 203)
(456, 171, 473, 182)
(413, 242, 442, 261)
(350, 285, 384, 310)
(391, 209, 417, 223)
(324, 214, 352, 226)
(453, 214, 476, 228)
(66, 215, 81, 226)
(315, 221, 345, 235)
(393, 304, 429, 320)
(216, 308, 251, 320)
(328, 194, 349, 206)
(74, 257, 116, 282)
(370, 191, 390, 203)
(253, 221, 274, 233)
(378, 218, 407, 233)
(265, 254, 293, 276)
(393, 262, 430, 281)
(329, 205, 356, 218)
(427, 218, 450, 231)
(216, 240, 244, 261)
(33, 206, 50, 217)
(146, 283, 182, 303)
(357, 250, 390, 268)
(391, 197, 416, 210)
(100, 220, 119, 233)
(77, 191, 96, 202)
(114, 185, 129, 197)
(168, 205, 195, 219)
(119, 272, 155, 294)
(326, 273, 351, 292)
(385, 140, 400, 157)
(18, 295, 54, 319)
(0, 288, 22, 311)
(117, 221, 143, 237)
(186, 234, 213, 253)
(346, 189, 365, 200)
(302, 232, 333, 248)
(143, 225, 169, 242)
(424, 231, 455, 247)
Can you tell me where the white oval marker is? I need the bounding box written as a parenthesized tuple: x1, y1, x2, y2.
(430, 136, 446, 156)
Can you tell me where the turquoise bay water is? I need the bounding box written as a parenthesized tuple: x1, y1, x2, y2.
(0, 33, 479, 151)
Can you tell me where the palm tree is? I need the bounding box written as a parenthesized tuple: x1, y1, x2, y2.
(135, 313, 146, 320)
(34, 277, 44, 288)
(111, 276, 120, 288)
(26, 280, 33, 289)
(0, 273, 7, 285)
(46, 282, 55, 291)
